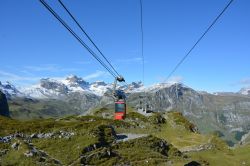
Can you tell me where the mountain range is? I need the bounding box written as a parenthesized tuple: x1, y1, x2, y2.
(1, 75, 250, 146)
(1, 75, 249, 99)
(0, 75, 144, 99)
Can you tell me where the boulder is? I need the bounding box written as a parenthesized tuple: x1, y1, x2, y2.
(30, 133, 38, 138)
(11, 142, 20, 150)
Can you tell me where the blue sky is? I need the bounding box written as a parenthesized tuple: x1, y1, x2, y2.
(0, 0, 249, 92)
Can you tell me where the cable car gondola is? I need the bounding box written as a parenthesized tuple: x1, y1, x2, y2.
(113, 76, 126, 120)
(115, 99, 126, 120)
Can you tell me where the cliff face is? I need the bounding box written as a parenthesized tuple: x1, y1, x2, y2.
(127, 84, 250, 144)
(0, 90, 10, 117)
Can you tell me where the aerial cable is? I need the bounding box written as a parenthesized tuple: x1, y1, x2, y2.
(139, 0, 148, 112)
(39, 0, 116, 78)
(166, 0, 234, 81)
(39, 0, 117, 78)
(58, 0, 121, 77)
(139, 0, 145, 88)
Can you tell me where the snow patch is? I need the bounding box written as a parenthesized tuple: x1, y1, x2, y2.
(239, 87, 250, 95)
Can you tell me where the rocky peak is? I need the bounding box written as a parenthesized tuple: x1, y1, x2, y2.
(40, 78, 69, 93)
(2, 81, 16, 90)
(0, 81, 22, 98)
(91, 81, 107, 87)
(130, 81, 143, 88)
(123, 81, 143, 93)
(66, 75, 89, 86)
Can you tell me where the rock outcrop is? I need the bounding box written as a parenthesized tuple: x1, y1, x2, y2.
(0, 90, 10, 117)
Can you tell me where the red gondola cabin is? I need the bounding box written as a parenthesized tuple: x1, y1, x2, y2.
(115, 100, 126, 120)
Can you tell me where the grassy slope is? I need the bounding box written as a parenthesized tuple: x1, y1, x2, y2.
(1, 108, 250, 165)
(8, 98, 82, 120)
(154, 113, 210, 149)
(92, 108, 250, 165)
(188, 144, 250, 166)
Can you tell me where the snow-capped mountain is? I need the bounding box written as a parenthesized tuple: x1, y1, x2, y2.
(0, 81, 23, 98)
(1, 75, 144, 99)
(0, 75, 183, 99)
(20, 76, 109, 98)
(145, 82, 188, 93)
(2, 75, 250, 100)
(239, 87, 250, 96)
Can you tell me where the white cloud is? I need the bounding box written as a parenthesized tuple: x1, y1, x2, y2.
(24, 64, 79, 72)
(0, 68, 114, 87)
(0, 64, 83, 85)
(0, 70, 40, 82)
(24, 64, 58, 72)
(158, 76, 183, 84)
(20, 70, 34, 76)
(83, 70, 110, 80)
(239, 78, 250, 86)
(231, 77, 250, 87)
(0, 70, 21, 80)
(0, 70, 69, 85)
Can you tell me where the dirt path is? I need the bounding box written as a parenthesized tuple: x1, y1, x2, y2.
(116, 133, 148, 142)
